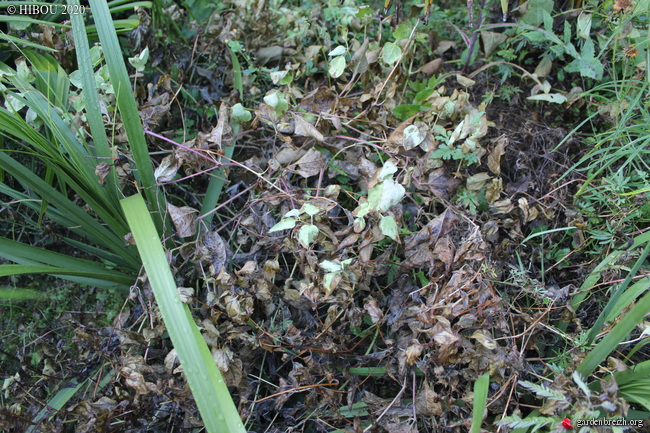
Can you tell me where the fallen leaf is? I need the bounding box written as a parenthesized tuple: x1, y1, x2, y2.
(167, 203, 197, 238)
(155, 153, 182, 183)
(291, 147, 325, 178)
(293, 114, 325, 142)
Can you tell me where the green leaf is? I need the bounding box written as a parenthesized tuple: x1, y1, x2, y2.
(393, 104, 421, 120)
(329, 55, 346, 78)
(471, 372, 490, 433)
(328, 45, 347, 57)
(301, 202, 320, 217)
(299, 224, 319, 248)
(393, 23, 411, 40)
(522, 0, 554, 26)
(128, 47, 149, 72)
(382, 42, 402, 65)
(565, 39, 603, 80)
(231, 103, 251, 124)
(379, 215, 399, 241)
(269, 217, 296, 232)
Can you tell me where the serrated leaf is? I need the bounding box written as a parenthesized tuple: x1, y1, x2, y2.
(379, 215, 399, 241)
(298, 224, 319, 248)
(382, 42, 402, 65)
(269, 218, 296, 232)
(329, 55, 346, 78)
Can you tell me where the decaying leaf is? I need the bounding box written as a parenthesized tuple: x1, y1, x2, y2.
(424, 168, 460, 199)
(488, 136, 508, 175)
(290, 147, 325, 178)
(95, 162, 111, 185)
(155, 153, 182, 183)
(293, 114, 325, 142)
(167, 203, 198, 238)
(197, 230, 230, 275)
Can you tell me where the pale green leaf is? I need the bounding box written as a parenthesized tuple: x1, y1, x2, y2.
(379, 215, 399, 241)
(382, 42, 402, 65)
(269, 218, 296, 233)
(320, 260, 342, 273)
(328, 45, 347, 57)
(231, 103, 251, 124)
(379, 179, 405, 212)
(301, 202, 320, 217)
(329, 55, 346, 78)
(128, 47, 149, 72)
(299, 224, 319, 248)
(527, 93, 568, 104)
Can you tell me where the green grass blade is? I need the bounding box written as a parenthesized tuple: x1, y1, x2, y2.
(0, 287, 47, 301)
(577, 289, 650, 378)
(121, 193, 246, 433)
(471, 372, 490, 433)
(67, 0, 111, 162)
(89, 0, 165, 230)
(0, 152, 129, 258)
(0, 237, 134, 281)
(0, 31, 59, 53)
(586, 240, 650, 345)
(0, 264, 133, 287)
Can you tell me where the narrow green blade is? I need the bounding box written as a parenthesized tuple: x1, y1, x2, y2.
(121, 193, 246, 433)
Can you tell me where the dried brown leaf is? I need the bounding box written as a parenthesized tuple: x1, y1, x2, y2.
(291, 147, 325, 178)
(155, 153, 182, 183)
(293, 114, 325, 142)
(166, 203, 197, 238)
(488, 136, 508, 175)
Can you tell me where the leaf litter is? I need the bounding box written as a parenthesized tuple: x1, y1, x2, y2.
(2, 4, 597, 433)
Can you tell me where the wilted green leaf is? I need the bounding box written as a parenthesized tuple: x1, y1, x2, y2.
(231, 103, 251, 124)
(404, 124, 426, 149)
(299, 224, 319, 248)
(320, 260, 343, 273)
(379, 215, 399, 241)
(269, 218, 296, 232)
(329, 55, 346, 78)
(128, 47, 149, 72)
(527, 93, 568, 104)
